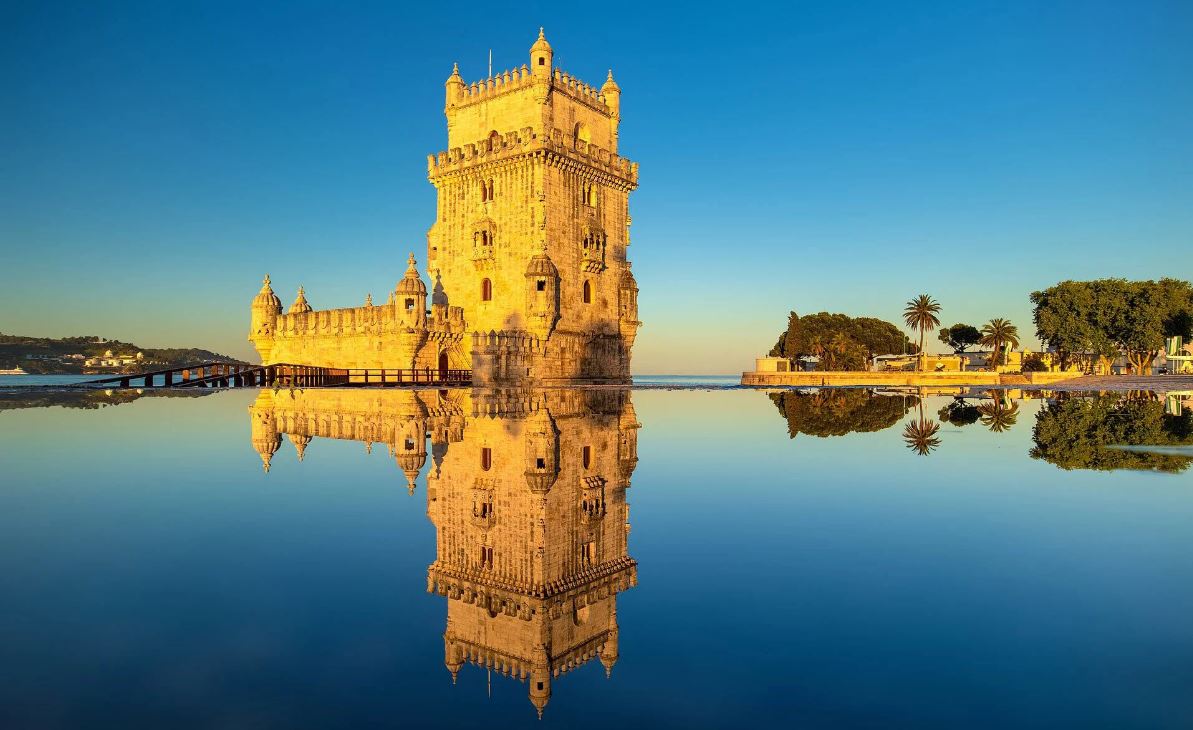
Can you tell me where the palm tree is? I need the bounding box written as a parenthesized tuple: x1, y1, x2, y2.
(829, 332, 852, 371)
(979, 318, 1021, 368)
(809, 336, 826, 371)
(903, 295, 942, 371)
(977, 401, 1019, 433)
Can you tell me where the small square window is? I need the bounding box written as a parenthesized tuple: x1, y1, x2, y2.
(536, 280, 546, 292)
(536, 458, 546, 468)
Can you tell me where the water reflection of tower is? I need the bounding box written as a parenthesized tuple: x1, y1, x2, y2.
(247, 387, 640, 717)
(427, 389, 640, 718)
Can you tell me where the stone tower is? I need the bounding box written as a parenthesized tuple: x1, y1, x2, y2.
(427, 29, 641, 384)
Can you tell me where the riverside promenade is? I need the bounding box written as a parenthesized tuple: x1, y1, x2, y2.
(740, 370, 1193, 392)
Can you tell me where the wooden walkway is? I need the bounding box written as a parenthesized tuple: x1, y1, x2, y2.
(78, 363, 472, 389)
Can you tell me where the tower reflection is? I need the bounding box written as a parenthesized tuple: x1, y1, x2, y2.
(248, 387, 640, 717)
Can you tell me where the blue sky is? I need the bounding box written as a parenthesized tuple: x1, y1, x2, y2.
(2, 0, 1191, 373)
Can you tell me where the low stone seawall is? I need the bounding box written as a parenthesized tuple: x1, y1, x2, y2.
(741, 371, 1002, 387)
(740, 370, 1193, 390)
(734, 369, 1083, 388)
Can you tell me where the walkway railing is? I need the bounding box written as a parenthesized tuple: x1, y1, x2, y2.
(77, 363, 471, 389)
(346, 368, 471, 386)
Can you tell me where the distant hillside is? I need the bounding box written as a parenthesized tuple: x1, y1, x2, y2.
(0, 333, 246, 374)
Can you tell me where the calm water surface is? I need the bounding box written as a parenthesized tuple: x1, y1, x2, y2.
(0, 374, 106, 387)
(1, 386, 1191, 728)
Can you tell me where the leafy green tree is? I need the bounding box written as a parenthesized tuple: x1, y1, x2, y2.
(979, 318, 1021, 366)
(1031, 278, 1193, 373)
(1022, 353, 1048, 372)
(938, 324, 981, 353)
(903, 295, 942, 371)
(1030, 281, 1102, 370)
(768, 312, 912, 371)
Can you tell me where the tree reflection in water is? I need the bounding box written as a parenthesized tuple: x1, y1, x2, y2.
(902, 400, 942, 457)
(978, 400, 1019, 433)
(769, 389, 913, 439)
(1031, 394, 1193, 473)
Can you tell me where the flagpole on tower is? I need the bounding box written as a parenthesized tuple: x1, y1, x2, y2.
(488, 49, 492, 78)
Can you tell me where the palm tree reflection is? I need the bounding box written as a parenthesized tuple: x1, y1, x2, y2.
(903, 418, 942, 455)
(978, 400, 1019, 433)
(903, 399, 942, 456)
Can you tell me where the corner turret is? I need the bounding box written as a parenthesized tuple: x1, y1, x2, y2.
(524, 408, 560, 494)
(287, 433, 311, 462)
(530, 28, 552, 75)
(395, 417, 427, 495)
(618, 264, 640, 347)
(528, 654, 552, 719)
(396, 253, 429, 328)
(444, 639, 464, 684)
(249, 274, 283, 362)
(599, 606, 619, 678)
(394, 254, 430, 369)
(445, 62, 465, 108)
(525, 253, 560, 339)
(601, 70, 621, 151)
(249, 394, 281, 473)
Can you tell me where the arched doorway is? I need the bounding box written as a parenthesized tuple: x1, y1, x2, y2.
(438, 350, 449, 379)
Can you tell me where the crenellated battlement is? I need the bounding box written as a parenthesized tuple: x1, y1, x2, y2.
(427, 127, 638, 187)
(451, 65, 613, 112)
(549, 67, 611, 110)
(270, 300, 466, 339)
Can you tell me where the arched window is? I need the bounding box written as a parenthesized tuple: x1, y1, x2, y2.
(582, 280, 591, 304)
(479, 179, 488, 202)
(480, 447, 492, 471)
(481, 278, 493, 302)
(486, 178, 494, 200)
(582, 445, 591, 468)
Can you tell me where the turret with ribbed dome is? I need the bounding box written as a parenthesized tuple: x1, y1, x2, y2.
(618, 263, 640, 356)
(525, 252, 560, 339)
(444, 62, 464, 108)
(523, 407, 559, 494)
(529, 27, 552, 75)
(289, 286, 312, 314)
(395, 254, 429, 361)
(601, 70, 620, 108)
(287, 433, 311, 462)
(248, 275, 283, 360)
(249, 391, 281, 473)
(396, 253, 428, 295)
(599, 606, 619, 678)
